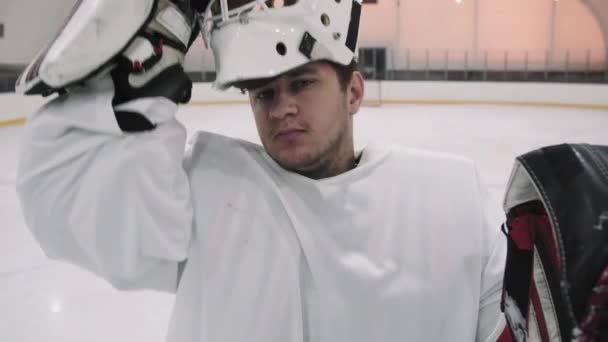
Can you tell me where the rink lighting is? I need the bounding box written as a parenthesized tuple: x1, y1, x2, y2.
(50, 300, 63, 313)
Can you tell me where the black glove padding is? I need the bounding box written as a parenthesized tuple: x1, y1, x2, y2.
(111, 62, 192, 132)
(111, 0, 201, 132)
(112, 62, 192, 106)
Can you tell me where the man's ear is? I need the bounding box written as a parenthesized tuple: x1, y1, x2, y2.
(348, 71, 364, 115)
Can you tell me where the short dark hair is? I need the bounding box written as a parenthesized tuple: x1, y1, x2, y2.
(233, 59, 359, 93)
(329, 59, 359, 92)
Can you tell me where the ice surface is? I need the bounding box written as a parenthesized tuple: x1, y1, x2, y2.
(2, 102, 607, 341)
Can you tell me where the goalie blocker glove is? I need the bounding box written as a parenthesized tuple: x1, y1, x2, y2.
(17, 0, 208, 131)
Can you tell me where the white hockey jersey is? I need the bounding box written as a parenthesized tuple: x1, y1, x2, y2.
(17, 78, 507, 342)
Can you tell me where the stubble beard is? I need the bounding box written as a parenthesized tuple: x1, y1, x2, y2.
(270, 105, 353, 179)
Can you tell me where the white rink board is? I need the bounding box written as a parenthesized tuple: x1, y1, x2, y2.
(2, 81, 608, 123)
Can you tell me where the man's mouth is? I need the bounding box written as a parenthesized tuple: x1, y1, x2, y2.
(274, 128, 306, 141)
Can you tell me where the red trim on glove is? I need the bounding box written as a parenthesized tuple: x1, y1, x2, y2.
(496, 326, 512, 342)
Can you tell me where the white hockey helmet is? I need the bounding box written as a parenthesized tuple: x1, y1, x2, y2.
(200, 0, 362, 89)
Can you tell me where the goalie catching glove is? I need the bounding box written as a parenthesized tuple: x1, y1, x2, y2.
(501, 144, 608, 341)
(16, 0, 206, 105)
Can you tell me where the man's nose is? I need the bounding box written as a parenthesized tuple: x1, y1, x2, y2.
(268, 89, 298, 120)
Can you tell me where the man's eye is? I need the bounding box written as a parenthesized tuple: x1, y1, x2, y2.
(292, 79, 314, 91)
(255, 89, 274, 101)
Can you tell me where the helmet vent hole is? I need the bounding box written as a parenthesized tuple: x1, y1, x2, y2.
(321, 14, 331, 27)
(276, 42, 287, 56)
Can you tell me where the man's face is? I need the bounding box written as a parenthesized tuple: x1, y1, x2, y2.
(247, 62, 364, 177)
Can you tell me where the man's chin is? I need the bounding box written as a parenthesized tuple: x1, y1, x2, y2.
(271, 149, 317, 173)
(275, 158, 314, 173)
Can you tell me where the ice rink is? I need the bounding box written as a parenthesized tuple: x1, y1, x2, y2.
(2, 102, 608, 341)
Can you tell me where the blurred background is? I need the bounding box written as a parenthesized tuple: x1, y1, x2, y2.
(1, 1, 608, 341)
(1, 0, 608, 90)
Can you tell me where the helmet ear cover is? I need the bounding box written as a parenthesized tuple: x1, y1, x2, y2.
(345, 0, 361, 53)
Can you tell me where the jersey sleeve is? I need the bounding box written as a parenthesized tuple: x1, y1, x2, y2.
(474, 169, 508, 342)
(16, 76, 193, 293)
